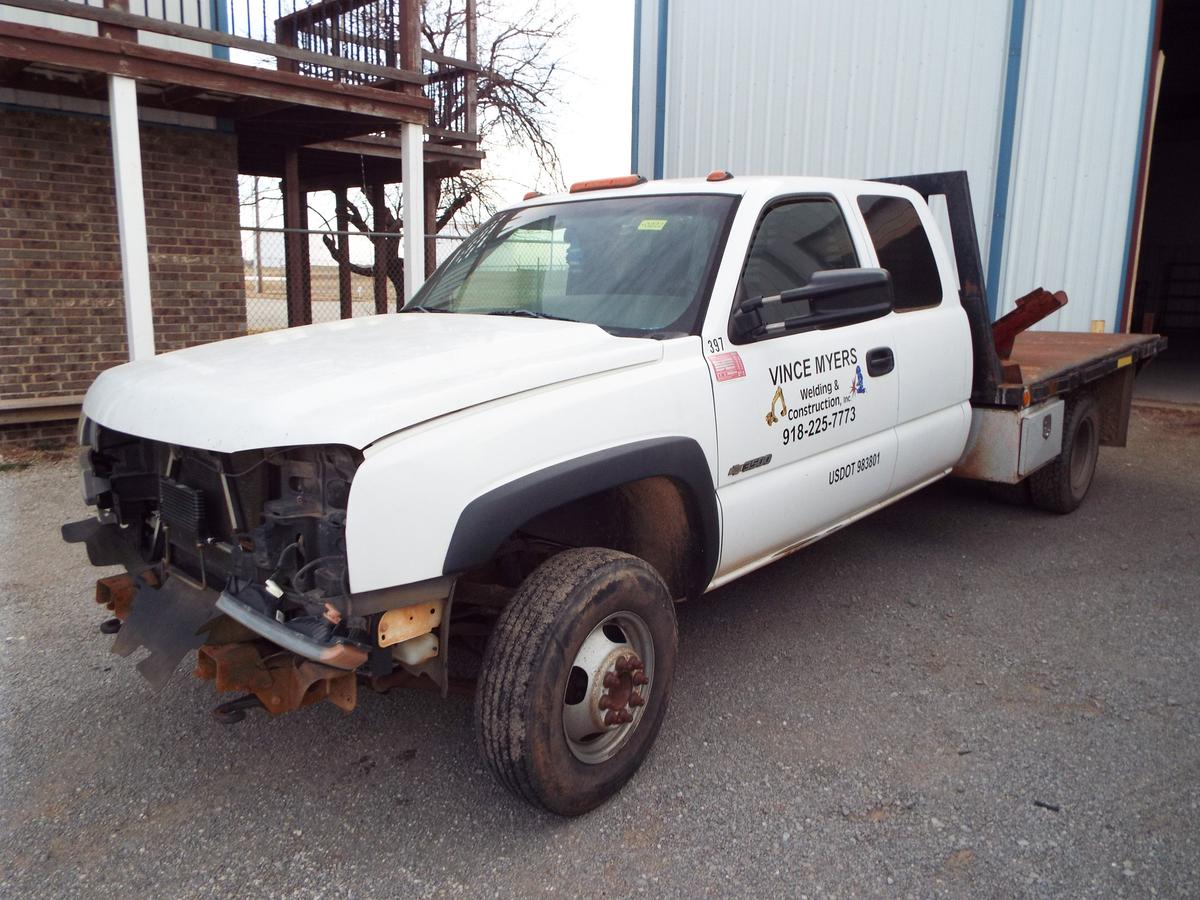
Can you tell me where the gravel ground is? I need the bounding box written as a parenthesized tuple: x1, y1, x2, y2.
(1, 407, 1198, 898)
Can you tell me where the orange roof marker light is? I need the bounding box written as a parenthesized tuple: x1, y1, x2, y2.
(569, 174, 647, 194)
(522, 190, 544, 201)
(706, 170, 734, 182)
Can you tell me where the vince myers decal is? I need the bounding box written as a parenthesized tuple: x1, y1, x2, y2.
(764, 346, 868, 446)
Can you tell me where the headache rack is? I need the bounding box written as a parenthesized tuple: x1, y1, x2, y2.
(873, 171, 1166, 409)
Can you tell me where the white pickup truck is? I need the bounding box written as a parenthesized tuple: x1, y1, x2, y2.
(64, 171, 1163, 816)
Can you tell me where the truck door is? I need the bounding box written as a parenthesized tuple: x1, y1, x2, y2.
(852, 191, 973, 494)
(704, 194, 899, 581)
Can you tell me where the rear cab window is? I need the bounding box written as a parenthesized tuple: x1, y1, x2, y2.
(856, 194, 943, 311)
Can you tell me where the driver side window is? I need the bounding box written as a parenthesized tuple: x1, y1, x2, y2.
(741, 198, 859, 300)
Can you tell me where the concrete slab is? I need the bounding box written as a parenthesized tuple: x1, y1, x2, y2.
(1134, 335, 1200, 406)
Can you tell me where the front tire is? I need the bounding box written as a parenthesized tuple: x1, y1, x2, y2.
(1029, 394, 1101, 514)
(475, 548, 677, 816)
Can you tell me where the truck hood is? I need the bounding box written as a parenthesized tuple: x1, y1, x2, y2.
(83, 314, 663, 452)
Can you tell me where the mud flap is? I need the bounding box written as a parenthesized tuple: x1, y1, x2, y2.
(111, 576, 218, 691)
(61, 518, 144, 572)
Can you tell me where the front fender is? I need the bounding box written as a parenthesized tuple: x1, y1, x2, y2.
(443, 436, 719, 595)
(342, 339, 719, 594)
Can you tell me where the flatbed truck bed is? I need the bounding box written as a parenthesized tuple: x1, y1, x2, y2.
(877, 172, 1165, 410)
(997, 331, 1167, 408)
(877, 171, 1164, 488)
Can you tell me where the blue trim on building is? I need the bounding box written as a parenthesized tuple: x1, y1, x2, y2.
(210, 0, 230, 61)
(631, 0, 642, 173)
(985, 0, 1027, 318)
(652, 0, 669, 179)
(1115, 3, 1159, 333)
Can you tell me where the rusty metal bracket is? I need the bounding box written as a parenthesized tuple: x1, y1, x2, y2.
(94, 570, 160, 621)
(195, 643, 357, 716)
(378, 599, 444, 648)
(992, 288, 1068, 359)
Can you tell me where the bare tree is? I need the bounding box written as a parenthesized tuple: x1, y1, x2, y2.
(319, 0, 571, 297)
(426, 0, 570, 182)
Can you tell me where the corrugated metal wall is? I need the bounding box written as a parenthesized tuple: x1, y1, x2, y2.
(650, 0, 1011, 264)
(637, 0, 1157, 333)
(631, 0, 662, 180)
(995, 0, 1153, 331)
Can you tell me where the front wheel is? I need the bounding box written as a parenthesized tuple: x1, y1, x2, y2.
(474, 548, 677, 816)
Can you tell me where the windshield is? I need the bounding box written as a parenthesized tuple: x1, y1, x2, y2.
(406, 194, 737, 335)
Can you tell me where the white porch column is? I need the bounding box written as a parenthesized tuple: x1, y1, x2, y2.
(401, 121, 425, 301)
(108, 74, 155, 360)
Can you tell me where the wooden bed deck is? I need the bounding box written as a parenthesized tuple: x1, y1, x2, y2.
(995, 331, 1167, 406)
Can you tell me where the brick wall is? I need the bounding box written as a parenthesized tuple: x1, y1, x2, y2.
(0, 107, 244, 449)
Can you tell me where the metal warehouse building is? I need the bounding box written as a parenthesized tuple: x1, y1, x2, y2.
(631, 0, 1198, 394)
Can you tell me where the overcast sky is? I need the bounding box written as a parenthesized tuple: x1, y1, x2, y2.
(483, 0, 634, 205)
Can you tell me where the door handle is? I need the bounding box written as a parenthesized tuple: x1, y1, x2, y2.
(866, 347, 894, 377)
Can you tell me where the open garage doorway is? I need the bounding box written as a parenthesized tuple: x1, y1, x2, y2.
(1131, 0, 1200, 404)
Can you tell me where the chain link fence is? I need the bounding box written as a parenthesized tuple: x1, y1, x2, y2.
(241, 227, 465, 333)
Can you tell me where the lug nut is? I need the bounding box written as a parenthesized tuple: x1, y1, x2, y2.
(597, 652, 649, 729)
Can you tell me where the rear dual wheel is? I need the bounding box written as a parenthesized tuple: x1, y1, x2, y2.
(1029, 394, 1101, 514)
(474, 548, 677, 817)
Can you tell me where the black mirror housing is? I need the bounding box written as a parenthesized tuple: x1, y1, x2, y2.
(734, 268, 894, 339)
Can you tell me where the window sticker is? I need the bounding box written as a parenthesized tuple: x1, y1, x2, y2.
(637, 218, 668, 231)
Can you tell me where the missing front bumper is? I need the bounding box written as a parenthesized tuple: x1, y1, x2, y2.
(214, 591, 369, 671)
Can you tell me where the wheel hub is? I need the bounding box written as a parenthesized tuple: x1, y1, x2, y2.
(561, 612, 655, 764)
(598, 653, 648, 726)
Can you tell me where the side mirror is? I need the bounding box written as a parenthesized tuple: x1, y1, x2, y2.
(733, 268, 894, 339)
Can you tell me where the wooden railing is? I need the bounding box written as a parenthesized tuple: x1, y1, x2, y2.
(274, 0, 415, 85)
(0, 0, 477, 98)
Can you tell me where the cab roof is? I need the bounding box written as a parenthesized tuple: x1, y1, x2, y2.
(512, 174, 918, 211)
